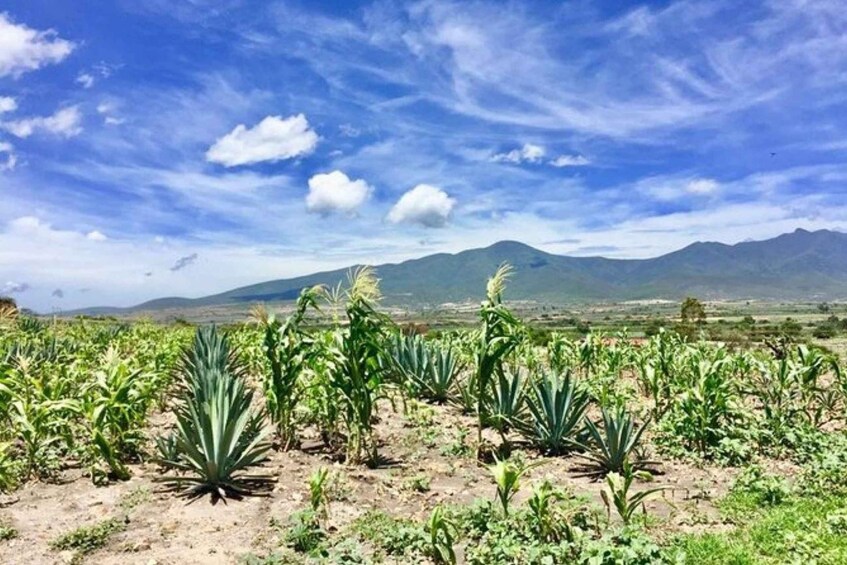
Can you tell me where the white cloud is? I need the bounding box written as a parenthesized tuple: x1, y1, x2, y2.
(686, 178, 720, 195)
(0, 13, 75, 78)
(96, 101, 124, 125)
(550, 154, 590, 167)
(387, 184, 455, 228)
(206, 114, 318, 167)
(306, 170, 372, 214)
(0, 96, 16, 113)
(3, 105, 83, 138)
(76, 72, 94, 88)
(0, 141, 16, 171)
(86, 230, 107, 241)
(491, 143, 546, 164)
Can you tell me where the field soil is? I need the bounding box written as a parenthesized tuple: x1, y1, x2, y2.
(0, 399, 740, 564)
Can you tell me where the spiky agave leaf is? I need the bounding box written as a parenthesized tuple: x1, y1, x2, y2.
(523, 370, 589, 455)
(157, 326, 273, 500)
(573, 407, 654, 477)
(482, 367, 526, 434)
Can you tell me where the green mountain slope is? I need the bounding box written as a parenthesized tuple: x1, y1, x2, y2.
(72, 228, 847, 314)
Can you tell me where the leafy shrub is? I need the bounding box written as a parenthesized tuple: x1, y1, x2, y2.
(731, 466, 790, 507)
(353, 510, 428, 559)
(285, 510, 326, 554)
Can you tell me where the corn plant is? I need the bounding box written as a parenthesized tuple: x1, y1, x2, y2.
(523, 370, 589, 455)
(157, 326, 272, 499)
(670, 355, 743, 458)
(527, 480, 567, 542)
(489, 456, 541, 516)
(475, 264, 525, 452)
(310, 467, 329, 512)
(575, 407, 653, 477)
(2, 355, 76, 478)
(81, 348, 154, 482)
(601, 461, 664, 525)
(258, 286, 323, 450)
(327, 267, 392, 465)
(427, 505, 457, 565)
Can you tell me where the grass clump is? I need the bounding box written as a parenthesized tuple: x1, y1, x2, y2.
(352, 510, 428, 559)
(50, 517, 125, 555)
(0, 522, 18, 542)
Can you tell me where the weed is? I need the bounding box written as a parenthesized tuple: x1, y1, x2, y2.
(50, 518, 126, 555)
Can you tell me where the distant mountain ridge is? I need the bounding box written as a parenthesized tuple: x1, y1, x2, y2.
(70, 229, 847, 314)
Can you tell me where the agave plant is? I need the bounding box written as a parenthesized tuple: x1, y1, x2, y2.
(523, 370, 589, 455)
(575, 406, 653, 477)
(157, 326, 272, 500)
(482, 367, 526, 442)
(388, 334, 431, 396)
(423, 347, 462, 403)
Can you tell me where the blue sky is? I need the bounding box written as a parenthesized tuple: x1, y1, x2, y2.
(1, 0, 846, 311)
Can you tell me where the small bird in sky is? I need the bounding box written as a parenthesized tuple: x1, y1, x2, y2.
(770, 152, 777, 157)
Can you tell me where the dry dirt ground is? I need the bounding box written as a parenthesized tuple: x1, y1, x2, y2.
(0, 400, 741, 565)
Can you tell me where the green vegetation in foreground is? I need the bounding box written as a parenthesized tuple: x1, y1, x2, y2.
(50, 517, 126, 555)
(670, 495, 847, 564)
(668, 436, 847, 564)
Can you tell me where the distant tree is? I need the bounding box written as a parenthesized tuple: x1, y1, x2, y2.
(780, 317, 803, 337)
(813, 322, 838, 340)
(818, 302, 831, 314)
(680, 297, 706, 325)
(644, 318, 665, 337)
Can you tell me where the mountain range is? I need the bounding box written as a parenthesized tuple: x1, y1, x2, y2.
(72, 228, 847, 314)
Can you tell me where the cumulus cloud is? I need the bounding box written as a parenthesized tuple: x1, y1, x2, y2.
(51, 288, 63, 298)
(306, 170, 372, 214)
(86, 230, 107, 241)
(491, 143, 545, 164)
(0, 141, 16, 171)
(3, 281, 29, 294)
(0, 96, 16, 113)
(76, 72, 94, 88)
(3, 105, 83, 138)
(387, 184, 456, 228)
(686, 178, 720, 195)
(206, 114, 318, 167)
(0, 13, 75, 78)
(550, 154, 590, 167)
(170, 253, 198, 272)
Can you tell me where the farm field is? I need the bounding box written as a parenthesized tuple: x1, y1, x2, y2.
(2, 268, 847, 564)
